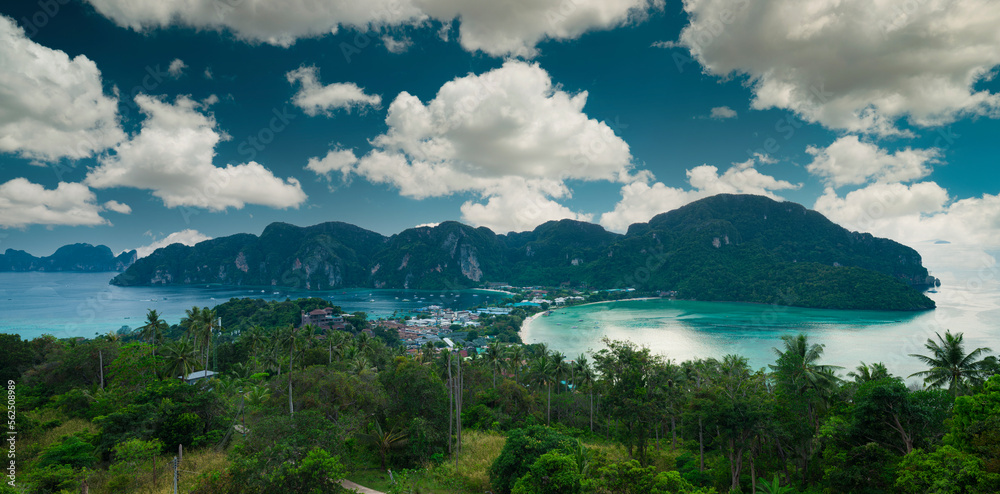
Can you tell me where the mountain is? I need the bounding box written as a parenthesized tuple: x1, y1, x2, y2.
(111, 194, 937, 310)
(0, 244, 136, 272)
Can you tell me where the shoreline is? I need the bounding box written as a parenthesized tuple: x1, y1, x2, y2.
(520, 297, 661, 337)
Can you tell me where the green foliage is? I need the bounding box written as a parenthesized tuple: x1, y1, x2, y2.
(895, 445, 1000, 494)
(268, 447, 347, 494)
(587, 459, 715, 494)
(489, 426, 577, 494)
(24, 464, 80, 494)
(115, 195, 934, 311)
(511, 451, 581, 494)
(106, 438, 164, 492)
(35, 434, 96, 470)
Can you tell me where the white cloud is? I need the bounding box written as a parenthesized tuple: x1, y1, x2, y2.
(103, 200, 132, 214)
(83, 0, 664, 57)
(321, 60, 636, 232)
(134, 229, 211, 258)
(0, 15, 123, 161)
(460, 178, 593, 233)
(382, 35, 412, 54)
(675, 0, 1000, 135)
(415, 222, 440, 229)
(806, 135, 941, 187)
(599, 157, 800, 232)
(167, 58, 187, 78)
(651, 40, 679, 49)
(814, 182, 1000, 249)
(86, 94, 307, 210)
(286, 66, 381, 117)
(0, 178, 109, 228)
(203, 67, 213, 80)
(306, 148, 358, 177)
(709, 106, 737, 119)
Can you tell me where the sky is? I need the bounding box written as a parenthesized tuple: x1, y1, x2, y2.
(1, 0, 999, 279)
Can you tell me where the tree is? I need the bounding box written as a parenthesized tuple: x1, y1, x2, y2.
(489, 426, 576, 494)
(848, 361, 891, 384)
(909, 330, 994, 397)
(485, 340, 504, 387)
(713, 354, 772, 491)
(161, 337, 200, 381)
(530, 354, 557, 425)
(358, 420, 408, 469)
(593, 338, 661, 466)
(511, 451, 581, 494)
(769, 333, 842, 486)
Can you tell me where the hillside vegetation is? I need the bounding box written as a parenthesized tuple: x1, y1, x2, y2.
(113, 194, 936, 310)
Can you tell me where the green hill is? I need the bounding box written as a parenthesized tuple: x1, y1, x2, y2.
(111, 194, 936, 310)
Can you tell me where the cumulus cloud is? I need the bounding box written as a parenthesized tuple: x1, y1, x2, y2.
(306, 148, 358, 177)
(86, 94, 307, 210)
(134, 229, 211, 258)
(806, 136, 941, 187)
(103, 200, 132, 214)
(382, 35, 412, 54)
(168, 58, 187, 78)
(459, 178, 594, 233)
(709, 106, 737, 119)
(286, 66, 381, 116)
(0, 178, 109, 228)
(674, 0, 1000, 135)
(83, 0, 663, 57)
(599, 157, 800, 232)
(317, 60, 636, 232)
(814, 182, 1000, 249)
(0, 15, 123, 161)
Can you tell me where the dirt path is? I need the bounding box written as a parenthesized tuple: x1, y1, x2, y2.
(340, 479, 386, 494)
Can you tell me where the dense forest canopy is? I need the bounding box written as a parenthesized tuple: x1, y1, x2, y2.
(3, 295, 996, 493)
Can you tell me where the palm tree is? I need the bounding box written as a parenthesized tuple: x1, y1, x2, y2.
(485, 341, 504, 387)
(550, 352, 568, 393)
(140, 309, 168, 347)
(909, 330, 994, 396)
(161, 338, 200, 381)
(140, 309, 168, 377)
(505, 345, 526, 385)
(770, 333, 842, 397)
(530, 354, 557, 425)
(578, 364, 597, 432)
(358, 420, 408, 469)
(848, 361, 891, 383)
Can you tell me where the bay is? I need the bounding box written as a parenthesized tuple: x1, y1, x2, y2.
(0, 272, 506, 340)
(522, 270, 1000, 379)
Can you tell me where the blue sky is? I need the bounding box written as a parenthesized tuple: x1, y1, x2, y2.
(1, 0, 999, 277)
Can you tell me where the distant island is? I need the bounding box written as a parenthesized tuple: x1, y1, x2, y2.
(0, 243, 136, 272)
(108, 194, 937, 311)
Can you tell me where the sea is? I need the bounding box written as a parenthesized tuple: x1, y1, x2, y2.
(1, 264, 998, 380)
(0, 272, 506, 341)
(521, 262, 1000, 379)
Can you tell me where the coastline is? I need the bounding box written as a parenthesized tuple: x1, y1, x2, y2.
(520, 297, 661, 336)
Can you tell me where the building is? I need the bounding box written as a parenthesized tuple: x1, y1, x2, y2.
(180, 370, 218, 384)
(301, 308, 348, 331)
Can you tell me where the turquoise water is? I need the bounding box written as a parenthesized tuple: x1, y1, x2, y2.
(0, 272, 506, 340)
(522, 274, 1000, 379)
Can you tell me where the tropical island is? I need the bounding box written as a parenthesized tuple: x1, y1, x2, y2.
(111, 194, 937, 311)
(3, 291, 998, 493)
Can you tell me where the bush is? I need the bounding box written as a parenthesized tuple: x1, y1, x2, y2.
(511, 451, 581, 494)
(489, 426, 576, 494)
